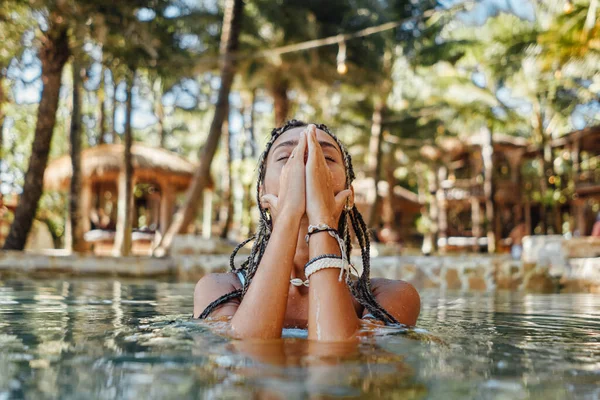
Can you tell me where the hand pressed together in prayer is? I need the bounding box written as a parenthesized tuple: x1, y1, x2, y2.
(260, 124, 352, 227)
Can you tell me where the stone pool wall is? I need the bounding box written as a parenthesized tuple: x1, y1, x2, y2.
(0, 250, 174, 278)
(172, 253, 599, 293)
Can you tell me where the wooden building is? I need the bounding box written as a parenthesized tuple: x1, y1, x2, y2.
(418, 125, 600, 253)
(44, 143, 212, 255)
(549, 125, 600, 236)
(420, 132, 531, 252)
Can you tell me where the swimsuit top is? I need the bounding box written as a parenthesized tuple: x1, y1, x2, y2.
(236, 270, 246, 286)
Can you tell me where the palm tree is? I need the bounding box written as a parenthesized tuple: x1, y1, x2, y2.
(66, 60, 89, 253)
(3, 12, 70, 250)
(0, 2, 36, 218)
(112, 71, 135, 256)
(156, 0, 245, 254)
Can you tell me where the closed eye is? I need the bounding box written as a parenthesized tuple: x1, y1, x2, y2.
(277, 155, 336, 162)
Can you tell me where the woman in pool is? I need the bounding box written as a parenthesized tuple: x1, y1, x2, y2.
(194, 120, 420, 341)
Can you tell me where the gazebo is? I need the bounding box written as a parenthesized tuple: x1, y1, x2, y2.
(44, 143, 211, 254)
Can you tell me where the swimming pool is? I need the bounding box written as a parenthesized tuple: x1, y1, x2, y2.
(0, 279, 598, 399)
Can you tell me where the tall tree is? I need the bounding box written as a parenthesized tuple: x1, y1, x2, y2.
(3, 13, 69, 250)
(113, 72, 134, 256)
(97, 65, 107, 145)
(156, 0, 245, 254)
(66, 61, 88, 252)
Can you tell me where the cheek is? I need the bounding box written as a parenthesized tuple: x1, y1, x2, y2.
(329, 165, 347, 191)
(263, 167, 281, 195)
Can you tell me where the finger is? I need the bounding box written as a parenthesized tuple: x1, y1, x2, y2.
(288, 129, 304, 164)
(260, 194, 278, 210)
(334, 189, 352, 211)
(306, 125, 325, 164)
(306, 124, 315, 156)
(295, 128, 308, 163)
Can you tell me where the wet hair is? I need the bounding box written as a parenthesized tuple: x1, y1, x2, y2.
(198, 119, 399, 325)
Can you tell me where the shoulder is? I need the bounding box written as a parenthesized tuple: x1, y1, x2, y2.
(195, 272, 241, 290)
(369, 278, 421, 326)
(193, 272, 242, 318)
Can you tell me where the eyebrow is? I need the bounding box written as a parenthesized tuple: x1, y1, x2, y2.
(272, 139, 341, 156)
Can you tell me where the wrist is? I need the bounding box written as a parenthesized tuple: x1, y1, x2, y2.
(307, 215, 337, 228)
(274, 209, 303, 232)
(279, 206, 304, 222)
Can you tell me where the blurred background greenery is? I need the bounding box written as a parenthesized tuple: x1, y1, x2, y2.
(0, 0, 598, 256)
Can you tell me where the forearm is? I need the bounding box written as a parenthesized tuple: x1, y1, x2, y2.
(307, 233, 359, 341)
(230, 212, 300, 339)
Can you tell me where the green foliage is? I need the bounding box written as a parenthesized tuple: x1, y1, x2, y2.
(1, 0, 599, 243)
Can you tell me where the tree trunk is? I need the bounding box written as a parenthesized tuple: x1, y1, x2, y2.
(153, 77, 166, 148)
(483, 128, 495, 253)
(238, 89, 257, 237)
(244, 88, 257, 158)
(220, 106, 234, 239)
(0, 74, 5, 180)
(423, 166, 438, 255)
(436, 165, 448, 252)
(534, 106, 551, 234)
(367, 99, 385, 228)
(155, 0, 244, 255)
(3, 21, 69, 250)
(113, 73, 135, 256)
(67, 61, 89, 253)
(97, 66, 106, 145)
(110, 69, 118, 143)
(272, 79, 289, 127)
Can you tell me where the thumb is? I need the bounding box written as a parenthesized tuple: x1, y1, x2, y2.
(334, 189, 352, 211)
(260, 194, 279, 210)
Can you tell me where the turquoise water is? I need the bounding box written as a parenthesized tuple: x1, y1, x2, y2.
(0, 279, 599, 399)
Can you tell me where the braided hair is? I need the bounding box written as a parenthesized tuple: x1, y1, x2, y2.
(198, 119, 399, 325)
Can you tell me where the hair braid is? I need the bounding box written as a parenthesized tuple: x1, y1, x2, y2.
(197, 119, 401, 326)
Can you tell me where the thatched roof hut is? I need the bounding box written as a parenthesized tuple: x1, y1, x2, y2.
(44, 143, 206, 191)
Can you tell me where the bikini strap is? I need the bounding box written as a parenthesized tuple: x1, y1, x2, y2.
(236, 270, 246, 286)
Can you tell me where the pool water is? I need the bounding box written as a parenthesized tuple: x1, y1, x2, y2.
(0, 279, 599, 399)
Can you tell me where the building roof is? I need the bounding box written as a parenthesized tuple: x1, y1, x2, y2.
(44, 143, 205, 191)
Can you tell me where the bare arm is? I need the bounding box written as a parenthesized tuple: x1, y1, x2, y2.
(307, 233, 359, 341)
(305, 125, 358, 341)
(229, 212, 301, 339)
(192, 213, 301, 334)
(228, 129, 308, 339)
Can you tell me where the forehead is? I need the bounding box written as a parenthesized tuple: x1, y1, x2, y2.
(270, 126, 341, 153)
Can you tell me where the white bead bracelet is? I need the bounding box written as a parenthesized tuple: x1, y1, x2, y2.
(305, 257, 349, 281)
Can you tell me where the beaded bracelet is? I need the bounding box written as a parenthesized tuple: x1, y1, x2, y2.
(304, 253, 342, 269)
(304, 224, 338, 244)
(305, 258, 347, 280)
(305, 223, 347, 263)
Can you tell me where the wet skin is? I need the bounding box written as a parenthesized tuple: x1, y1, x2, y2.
(194, 125, 420, 340)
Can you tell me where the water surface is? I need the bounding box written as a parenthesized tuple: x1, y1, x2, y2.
(0, 279, 599, 399)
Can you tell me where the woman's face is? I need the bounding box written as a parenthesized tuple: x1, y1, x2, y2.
(262, 126, 348, 203)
